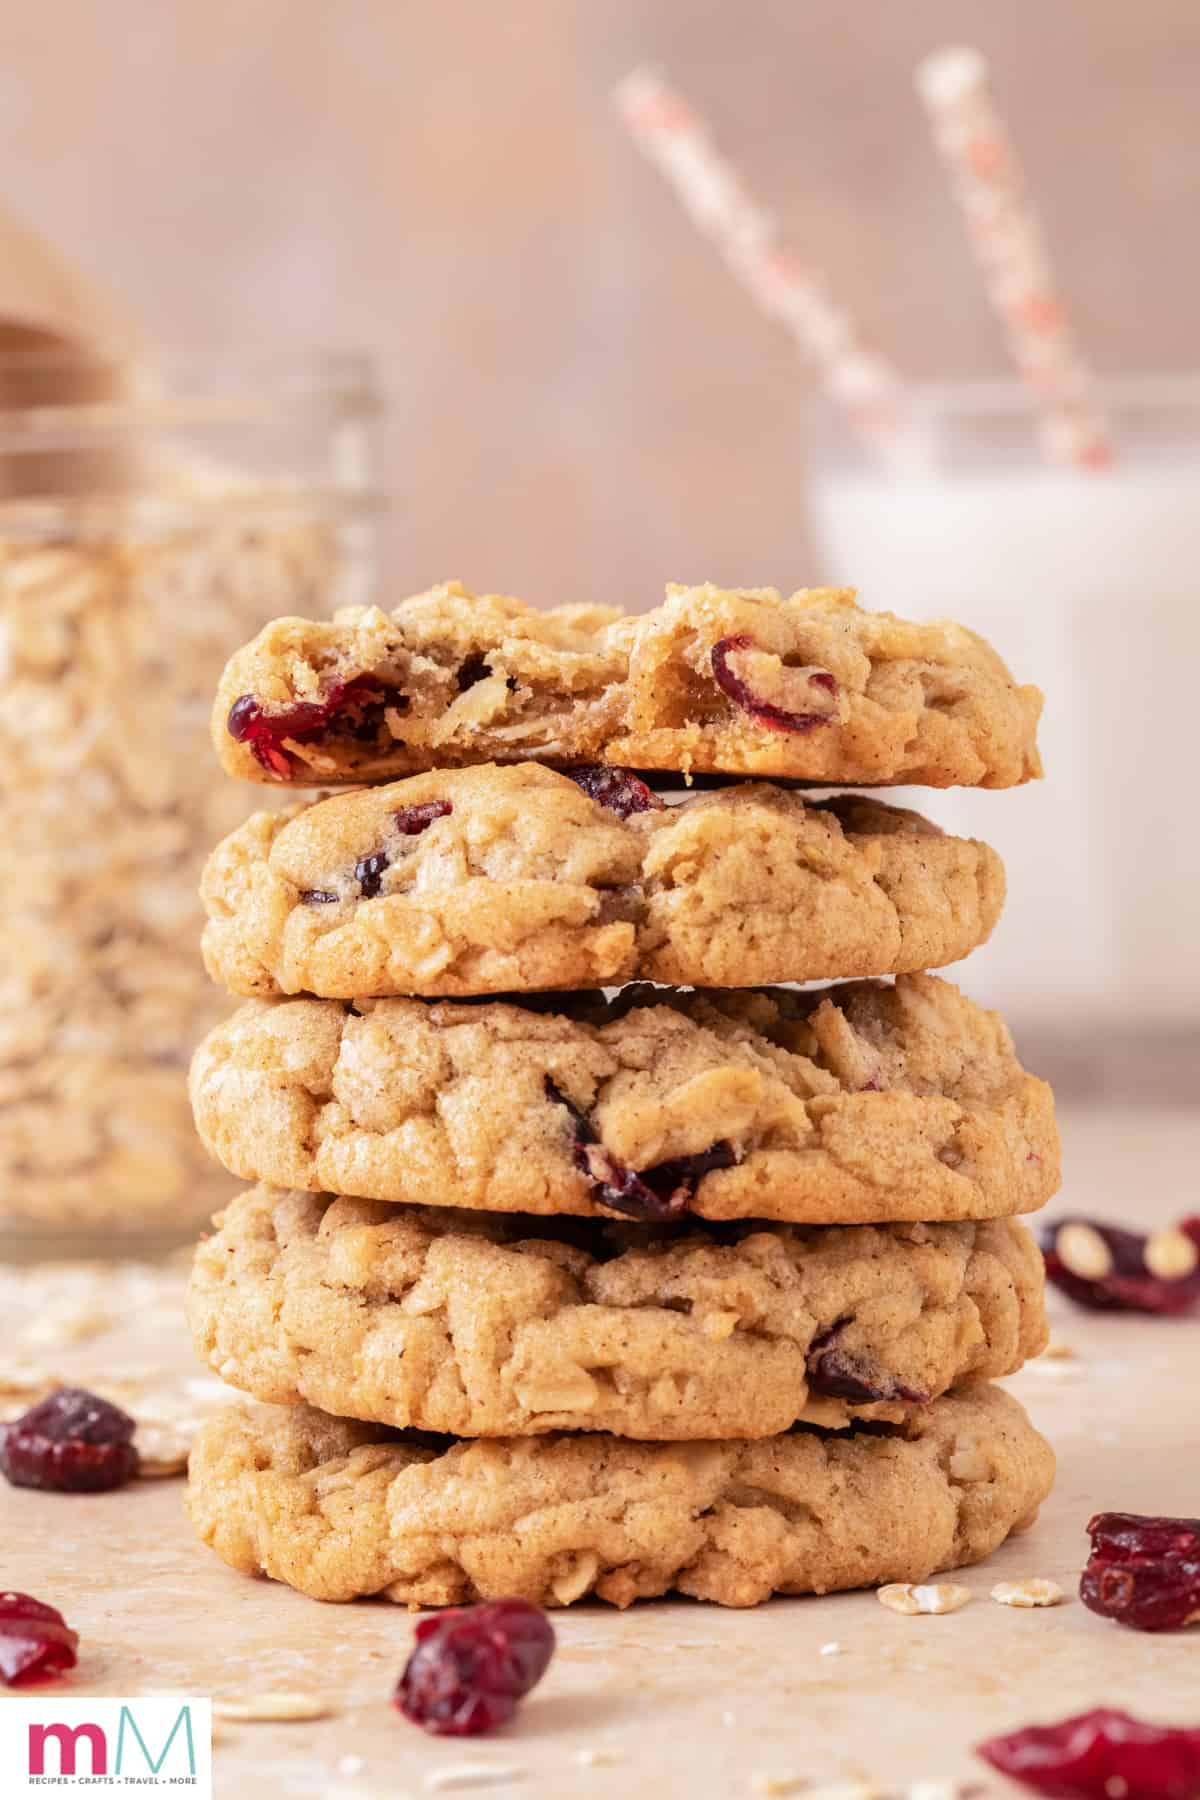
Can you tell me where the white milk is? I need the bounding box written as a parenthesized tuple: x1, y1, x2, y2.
(808, 414, 1200, 1029)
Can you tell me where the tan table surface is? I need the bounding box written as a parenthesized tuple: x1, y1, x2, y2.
(3, 1104, 1199, 1800)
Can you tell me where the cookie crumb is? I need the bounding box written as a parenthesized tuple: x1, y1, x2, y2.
(819, 1640, 842, 1656)
(423, 1765, 527, 1792)
(22, 1305, 113, 1348)
(1040, 1336, 1075, 1360)
(0, 1363, 57, 1406)
(750, 1776, 803, 1797)
(878, 1582, 971, 1616)
(214, 1692, 332, 1722)
(792, 1786, 882, 1799)
(1026, 1356, 1081, 1381)
(135, 1420, 194, 1479)
(337, 1753, 365, 1776)
(991, 1578, 1065, 1608)
(125, 1381, 235, 1479)
(574, 1746, 623, 1766)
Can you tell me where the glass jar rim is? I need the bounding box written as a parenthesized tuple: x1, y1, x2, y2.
(808, 372, 1200, 477)
(0, 346, 380, 442)
(871, 372, 1200, 421)
(0, 486, 385, 543)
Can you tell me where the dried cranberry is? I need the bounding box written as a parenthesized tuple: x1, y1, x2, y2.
(711, 634, 840, 734)
(455, 652, 492, 692)
(806, 1325, 930, 1405)
(567, 765, 665, 820)
(979, 1707, 1200, 1798)
(226, 675, 402, 778)
(226, 692, 265, 741)
(394, 800, 454, 836)
(0, 1388, 139, 1493)
(336, 687, 410, 743)
(353, 801, 453, 900)
(453, 655, 516, 696)
(544, 1078, 736, 1220)
(354, 850, 391, 899)
(394, 1599, 555, 1736)
(1080, 1512, 1200, 1631)
(1039, 1216, 1200, 1315)
(606, 1144, 739, 1220)
(0, 1593, 79, 1688)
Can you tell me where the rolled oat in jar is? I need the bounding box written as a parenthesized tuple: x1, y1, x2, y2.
(0, 351, 380, 1241)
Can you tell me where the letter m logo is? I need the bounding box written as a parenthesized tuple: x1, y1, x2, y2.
(116, 1702, 196, 1775)
(28, 1721, 107, 1775)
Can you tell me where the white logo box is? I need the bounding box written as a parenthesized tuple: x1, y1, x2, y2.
(0, 1697, 212, 1795)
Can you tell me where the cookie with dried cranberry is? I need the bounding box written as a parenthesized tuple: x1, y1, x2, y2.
(188, 1184, 1048, 1440)
(200, 763, 1005, 1000)
(186, 1383, 1055, 1608)
(189, 973, 1059, 1226)
(212, 580, 1043, 789)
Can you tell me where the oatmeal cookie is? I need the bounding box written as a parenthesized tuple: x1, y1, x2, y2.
(200, 763, 1005, 999)
(212, 581, 1043, 788)
(186, 1383, 1055, 1608)
(189, 974, 1059, 1225)
(189, 1185, 1048, 1439)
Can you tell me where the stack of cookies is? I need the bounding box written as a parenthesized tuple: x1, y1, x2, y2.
(186, 581, 1058, 1610)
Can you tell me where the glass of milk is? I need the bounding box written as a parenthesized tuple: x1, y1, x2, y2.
(806, 377, 1200, 1032)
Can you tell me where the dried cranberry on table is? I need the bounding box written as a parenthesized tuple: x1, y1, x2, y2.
(566, 764, 664, 820)
(0, 1593, 79, 1687)
(710, 633, 841, 733)
(1080, 1512, 1200, 1632)
(979, 1707, 1200, 1799)
(1038, 1214, 1200, 1314)
(395, 1600, 555, 1737)
(0, 1388, 140, 1493)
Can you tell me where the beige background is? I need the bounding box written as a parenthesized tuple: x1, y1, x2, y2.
(4, 1, 1197, 1045)
(4, 0, 1197, 601)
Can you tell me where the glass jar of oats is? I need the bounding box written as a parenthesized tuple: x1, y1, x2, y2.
(0, 350, 380, 1247)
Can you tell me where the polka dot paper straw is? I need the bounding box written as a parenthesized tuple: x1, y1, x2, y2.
(615, 66, 909, 460)
(916, 45, 1113, 469)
